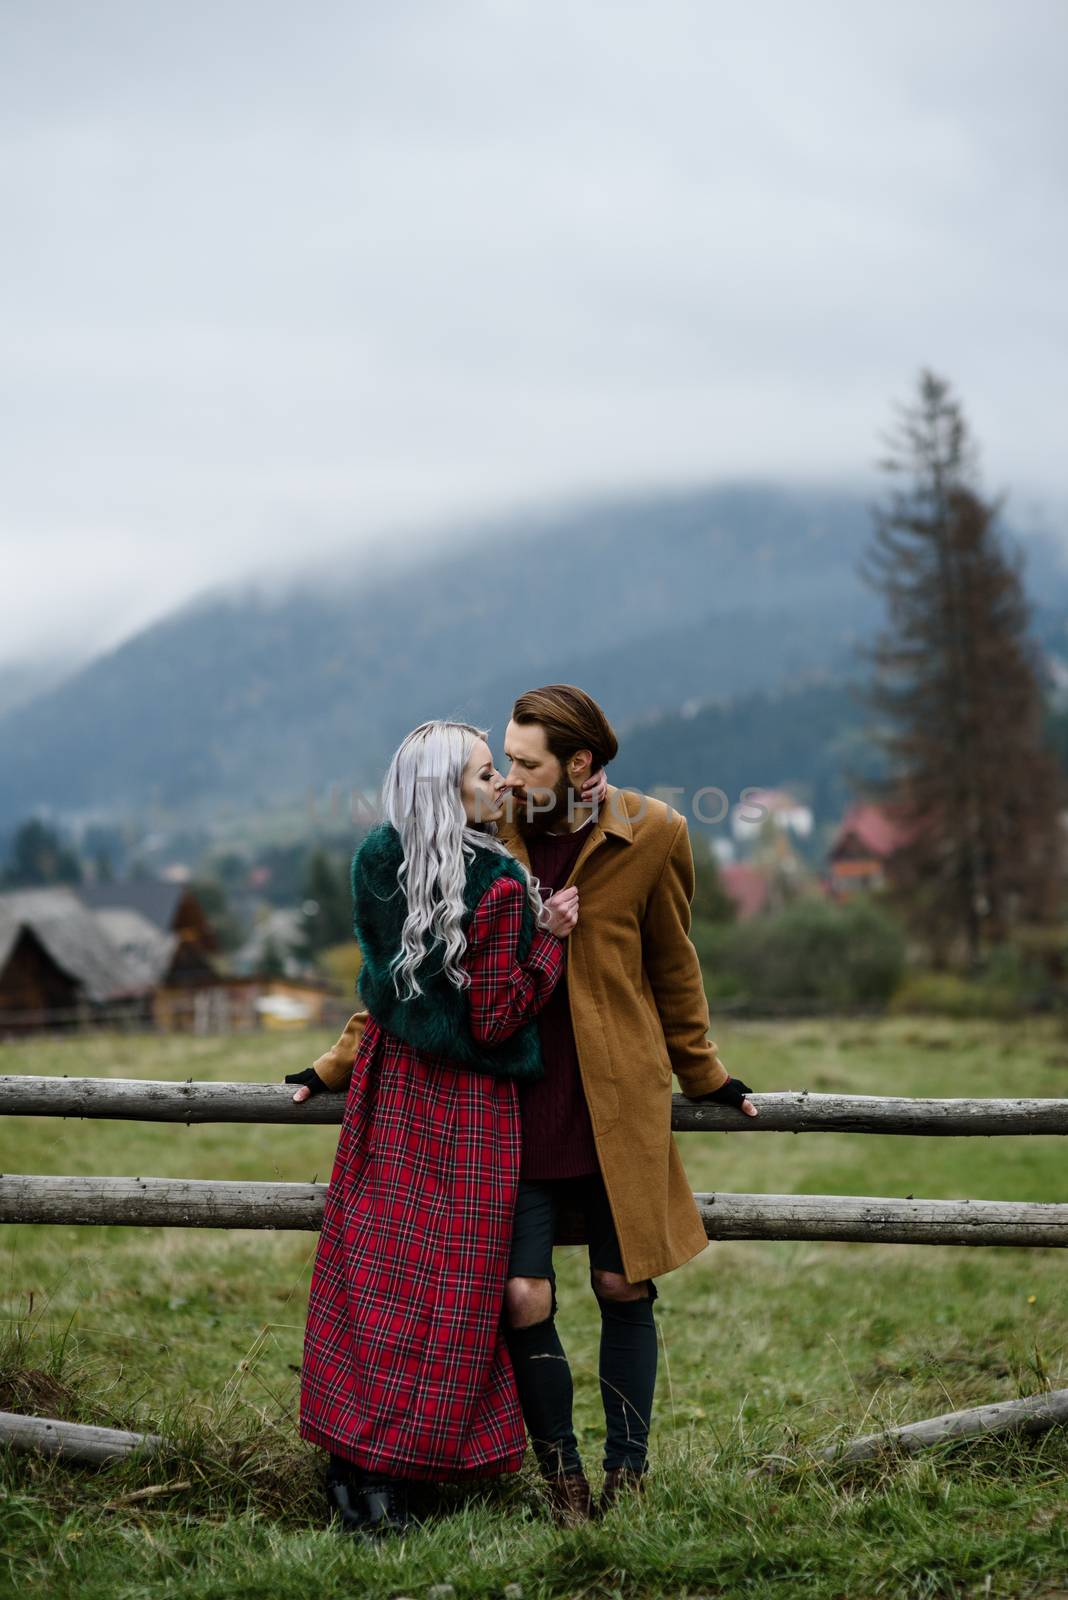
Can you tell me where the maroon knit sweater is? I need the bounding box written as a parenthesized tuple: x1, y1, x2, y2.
(518, 818, 600, 1179)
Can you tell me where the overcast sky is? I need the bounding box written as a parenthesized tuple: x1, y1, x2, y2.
(2, 0, 1066, 669)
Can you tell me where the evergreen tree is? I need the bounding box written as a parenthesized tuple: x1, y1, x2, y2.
(299, 848, 352, 955)
(91, 848, 115, 883)
(258, 935, 288, 979)
(2, 817, 83, 887)
(82, 823, 128, 880)
(690, 835, 737, 923)
(856, 370, 1066, 966)
(187, 878, 244, 953)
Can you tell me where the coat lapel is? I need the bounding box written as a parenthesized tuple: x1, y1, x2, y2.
(496, 783, 634, 886)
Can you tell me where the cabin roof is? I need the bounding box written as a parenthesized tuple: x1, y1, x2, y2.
(0, 887, 149, 1001)
(829, 802, 917, 860)
(78, 880, 189, 932)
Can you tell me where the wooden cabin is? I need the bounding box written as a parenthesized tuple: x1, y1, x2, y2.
(827, 802, 917, 896)
(0, 887, 148, 1033)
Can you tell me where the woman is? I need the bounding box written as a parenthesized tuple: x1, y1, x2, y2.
(284, 719, 602, 1536)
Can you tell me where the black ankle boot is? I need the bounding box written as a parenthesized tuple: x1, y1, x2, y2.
(351, 1476, 414, 1536)
(324, 1460, 414, 1536)
(324, 1472, 370, 1534)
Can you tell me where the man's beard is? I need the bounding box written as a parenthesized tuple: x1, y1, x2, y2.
(511, 772, 582, 837)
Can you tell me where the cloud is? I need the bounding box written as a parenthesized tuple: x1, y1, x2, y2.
(1, 0, 1066, 663)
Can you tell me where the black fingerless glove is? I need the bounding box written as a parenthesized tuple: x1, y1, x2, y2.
(686, 1074, 754, 1108)
(284, 1067, 330, 1096)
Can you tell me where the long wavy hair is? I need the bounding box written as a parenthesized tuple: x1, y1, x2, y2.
(380, 719, 550, 1001)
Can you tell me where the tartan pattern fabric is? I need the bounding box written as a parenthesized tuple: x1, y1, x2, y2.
(298, 876, 564, 1480)
(464, 876, 564, 1048)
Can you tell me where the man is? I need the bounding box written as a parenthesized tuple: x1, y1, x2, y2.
(294, 683, 756, 1522)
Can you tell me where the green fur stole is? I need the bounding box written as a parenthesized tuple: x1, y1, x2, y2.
(350, 821, 545, 1081)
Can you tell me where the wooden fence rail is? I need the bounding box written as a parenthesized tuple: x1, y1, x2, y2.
(2, 1078, 1066, 1247)
(1, 1174, 1066, 1246)
(4, 1077, 1068, 1135)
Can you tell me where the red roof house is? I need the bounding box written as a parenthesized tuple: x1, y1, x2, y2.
(827, 801, 922, 895)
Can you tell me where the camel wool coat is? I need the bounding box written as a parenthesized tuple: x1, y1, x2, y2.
(310, 784, 730, 1282)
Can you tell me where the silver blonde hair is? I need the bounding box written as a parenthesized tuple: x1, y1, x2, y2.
(380, 719, 550, 1001)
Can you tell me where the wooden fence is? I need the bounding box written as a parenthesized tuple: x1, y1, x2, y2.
(3, 1073, 1067, 1467)
(2, 1076, 1067, 1248)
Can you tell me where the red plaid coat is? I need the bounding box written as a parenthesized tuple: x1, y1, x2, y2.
(298, 875, 564, 1480)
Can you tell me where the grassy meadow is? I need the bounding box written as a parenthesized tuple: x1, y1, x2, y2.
(1, 1015, 1066, 1599)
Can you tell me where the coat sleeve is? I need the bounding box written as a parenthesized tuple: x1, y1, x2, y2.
(640, 815, 730, 1097)
(463, 875, 565, 1046)
(309, 1009, 369, 1092)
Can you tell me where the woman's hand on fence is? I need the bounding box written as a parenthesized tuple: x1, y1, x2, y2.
(686, 1074, 758, 1117)
(543, 886, 579, 938)
(285, 1067, 331, 1103)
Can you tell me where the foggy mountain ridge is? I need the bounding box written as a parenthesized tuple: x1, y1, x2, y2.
(1, 482, 1066, 828)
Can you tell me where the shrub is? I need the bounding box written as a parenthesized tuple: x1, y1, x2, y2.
(888, 953, 1048, 1017)
(978, 941, 1047, 1002)
(699, 895, 907, 1008)
(887, 972, 988, 1018)
(889, 943, 1050, 1020)
(690, 918, 746, 1001)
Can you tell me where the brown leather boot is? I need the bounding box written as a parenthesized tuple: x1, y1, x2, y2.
(597, 1464, 647, 1517)
(542, 1467, 594, 1525)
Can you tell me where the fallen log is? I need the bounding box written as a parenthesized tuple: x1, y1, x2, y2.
(748, 1387, 1068, 1479)
(0, 1409, 168, 1464)
(823, 1387, 1068, 1466)
(8, 1387, 1065, 1473)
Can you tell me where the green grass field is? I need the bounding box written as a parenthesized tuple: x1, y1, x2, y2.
(1, 1016, 1066, 1599)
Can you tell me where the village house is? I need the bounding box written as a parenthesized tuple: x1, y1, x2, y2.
(0, 880, 341, 1037)
(0, 887, 148, 1032)
(826, 801, 917, 897)
(78, 880, 218, 979)
(730, 787, 814, 844)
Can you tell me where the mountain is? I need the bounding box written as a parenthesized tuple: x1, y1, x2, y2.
(613, 678, 882, 843)
(0, 654, 86, 719)
(0, 481, 1064, 827)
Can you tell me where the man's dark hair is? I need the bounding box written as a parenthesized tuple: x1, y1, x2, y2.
(511, 684, 619, 773)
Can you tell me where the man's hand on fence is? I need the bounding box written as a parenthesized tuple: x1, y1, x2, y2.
(685, 1075, 759, 1117)
(285, 1067, 332, 1103)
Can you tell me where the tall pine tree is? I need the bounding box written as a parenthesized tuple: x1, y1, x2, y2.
(856, 370, 1066, 967)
